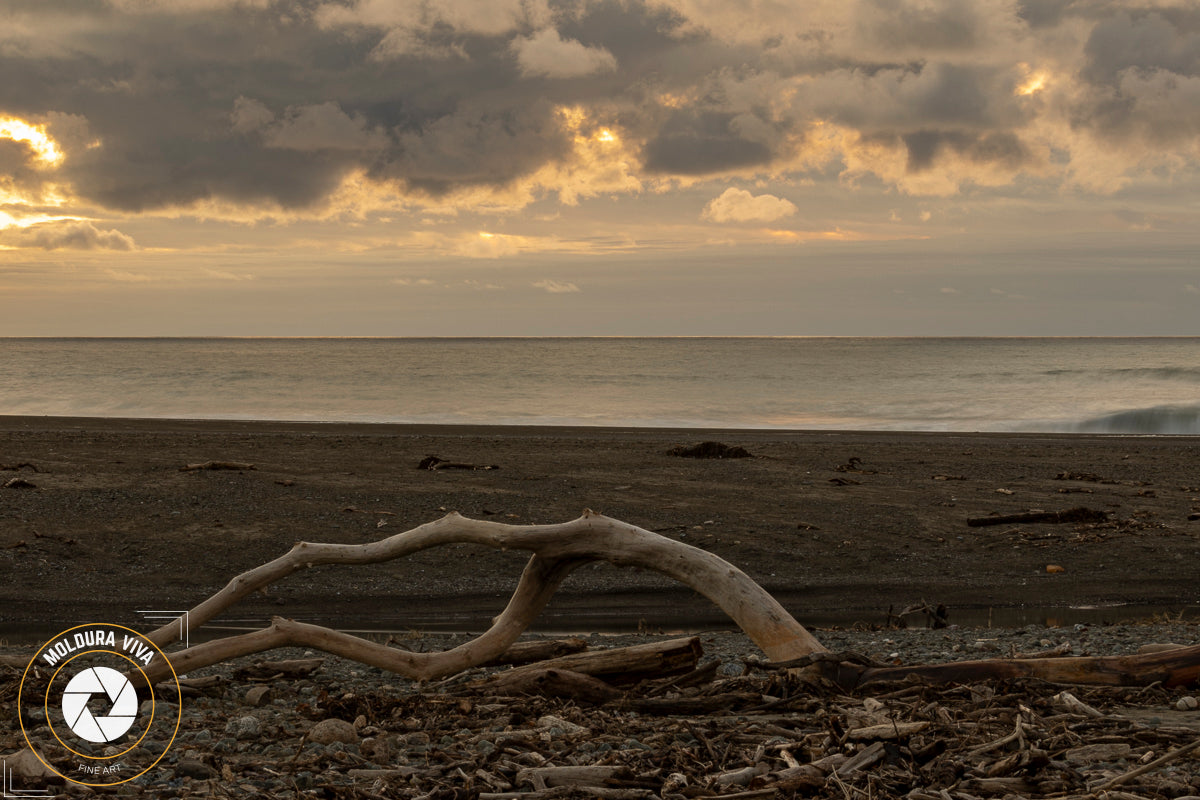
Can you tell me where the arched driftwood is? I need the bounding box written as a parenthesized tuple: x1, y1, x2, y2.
(140, 511, 826, 684)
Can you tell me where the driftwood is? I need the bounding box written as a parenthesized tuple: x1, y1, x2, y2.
(484, 637, 587, 666)
(179, 460, 256, 472)
(480, 668, 624, 704)
(112, 511, 1200, 694)
(803, 643, 1200, 689)
(499, 636, 702, 685)
(417, 455, 499, 470)
(967, 506, 1108, 526)
(139, 512, 825, 684)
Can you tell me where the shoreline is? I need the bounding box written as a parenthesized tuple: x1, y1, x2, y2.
(3, 415, 1199, 638)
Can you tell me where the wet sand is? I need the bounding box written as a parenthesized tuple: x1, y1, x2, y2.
(2, 416, 1199, 641)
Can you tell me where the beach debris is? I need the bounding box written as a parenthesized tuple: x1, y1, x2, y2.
(482, 637, 588, 667)
(828, 476, 860, 486)
(128, 512, 1200, 699)
(1175, 695, 1199, 711)
(667, 441, 753, 459)
(417, 455, 500, 470)
(179, 460, 256, 471)
(136, 512, 827, 687)
(932, 473, 965, 480)
(835, 456, 877, 474)
(243, 685, 272, 706)
(341, 506, 397, 515)
(8, 638, 1194, 800)
(2, 477, 36, 489)
(1055, 470, 1110, 482)
(0, 461, 40, 472)
(966, 506, 1109, 527)
(885, 602, 949, 629)
(1046, 563, 1066, 573)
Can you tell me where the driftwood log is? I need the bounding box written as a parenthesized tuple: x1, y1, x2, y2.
(139, 511, 824, 685)
(132, 511, 1200, 692)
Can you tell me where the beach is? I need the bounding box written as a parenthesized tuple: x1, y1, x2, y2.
(2, 416, 1198, 639)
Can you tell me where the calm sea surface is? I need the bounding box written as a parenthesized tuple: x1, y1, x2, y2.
(2, 337, 1199, 433)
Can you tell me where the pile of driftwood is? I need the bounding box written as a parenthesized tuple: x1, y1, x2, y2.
(142, 634, 1200, 800)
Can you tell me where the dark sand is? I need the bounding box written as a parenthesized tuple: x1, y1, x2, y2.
(2, 416, 1199, 640)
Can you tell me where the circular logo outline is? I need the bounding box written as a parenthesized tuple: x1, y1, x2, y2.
(44, 651, 153, 761)
(18, 623, 182, 787)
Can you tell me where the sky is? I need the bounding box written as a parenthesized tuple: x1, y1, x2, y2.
(0, 0, 1198, 336)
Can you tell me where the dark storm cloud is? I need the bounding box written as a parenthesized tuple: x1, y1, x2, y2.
(1070, 8, 1200, 146)
(642, 110, 775, 175)
(902, 130, 1030, 172)
(1083, 9, 1200, 84)
(1014, 0, 1076, 29)
(858, 0, 985, 52)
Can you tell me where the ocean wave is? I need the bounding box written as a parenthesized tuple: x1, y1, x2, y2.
(1045, 366, 1200, 382)
(1072, 404, 1200, 434)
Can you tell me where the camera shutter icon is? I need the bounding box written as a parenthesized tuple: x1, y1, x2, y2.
(61, 666, 139, 743)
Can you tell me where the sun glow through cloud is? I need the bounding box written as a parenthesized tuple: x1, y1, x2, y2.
(1016, 66, 1049, 96)
(0, 117, 64, 164)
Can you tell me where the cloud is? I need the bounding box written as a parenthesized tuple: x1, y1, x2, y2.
(264, 102, 389, 152)
(702, 187, 797, 223)
(0, 220, 135, 251)
(533, 279, 581, 293)
(1, 0, 1200, 218)
(511, 29, 617, 78)
(643, 111, 777, 176)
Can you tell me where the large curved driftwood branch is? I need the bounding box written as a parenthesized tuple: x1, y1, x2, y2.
(141, 511, 825, 684)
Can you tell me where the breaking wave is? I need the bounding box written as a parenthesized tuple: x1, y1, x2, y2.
(1072, 404, 1200, 435)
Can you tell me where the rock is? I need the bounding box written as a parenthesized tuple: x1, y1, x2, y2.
(353, 714, 368, 732)
(360, 737, 391, 764)
(536, 715, 588, 737)
(225, 715, 261, 740)
(308, 718, 359, 745)
(244, 686, 272, 707)
(4, 748, 60, 782)
(176, 759, 215, 780)
(1175, 696, 1199, 711)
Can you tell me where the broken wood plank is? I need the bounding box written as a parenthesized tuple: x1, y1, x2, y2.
(967, 507, 1108, 527)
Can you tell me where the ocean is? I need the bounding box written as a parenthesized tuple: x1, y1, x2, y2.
(2, 337, 1198, 433)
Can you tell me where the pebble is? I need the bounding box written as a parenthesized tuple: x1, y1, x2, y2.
(175, 759, 215, 780)
(225, 715, 261, 740)
(308, 718, 359, 745)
